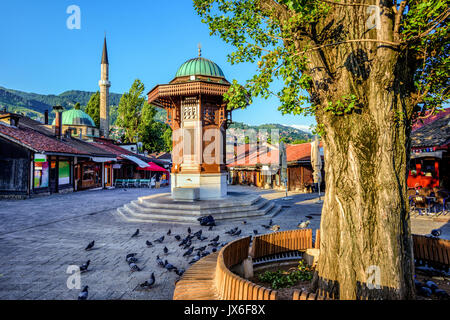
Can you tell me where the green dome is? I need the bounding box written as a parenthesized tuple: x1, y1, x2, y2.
(175, 57, 225, 78)
(52, 109, 96, 127)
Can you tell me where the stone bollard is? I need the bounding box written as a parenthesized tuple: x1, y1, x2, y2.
(304, 249, 320, 268)
(243, 256, 254, 279)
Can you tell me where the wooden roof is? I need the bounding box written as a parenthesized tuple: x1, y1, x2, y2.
(147, 81, 230, 107)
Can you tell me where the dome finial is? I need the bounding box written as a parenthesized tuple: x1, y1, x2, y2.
(198, 43, 202, 57)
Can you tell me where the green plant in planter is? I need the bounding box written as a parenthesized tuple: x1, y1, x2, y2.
(257, 260, 313, 290)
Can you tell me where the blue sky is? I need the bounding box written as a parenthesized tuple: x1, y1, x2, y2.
(0, 0, 315, 130)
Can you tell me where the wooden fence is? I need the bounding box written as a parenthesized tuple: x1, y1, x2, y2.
(252, 229, 313, 259)
(176, 229, 450, 300)
(412, 234, 450, 270)
(215, 236, 277, 300)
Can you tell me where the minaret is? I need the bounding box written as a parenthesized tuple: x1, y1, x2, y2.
(99, 36, 111, 138)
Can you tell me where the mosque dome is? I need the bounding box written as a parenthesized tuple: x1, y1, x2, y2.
(52, 108, 96, 127)
(175, 57, 225, 79)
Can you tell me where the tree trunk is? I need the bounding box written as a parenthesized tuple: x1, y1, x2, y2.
(302, 2, 416, 299)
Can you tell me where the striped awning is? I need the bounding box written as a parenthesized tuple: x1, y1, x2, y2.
(121, 154, 150, 168)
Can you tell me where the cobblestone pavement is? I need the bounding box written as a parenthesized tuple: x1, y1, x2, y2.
(0, 185, 448, 300)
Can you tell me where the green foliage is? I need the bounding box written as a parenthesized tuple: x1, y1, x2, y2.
(257, 260, 313, 290)
(193, 0, 449, 122)
(163, 127, 173, 152)
(138, 102, 171, 153)
(74, 102, 81, 110)
(324, 94, 360, 116)
(85, 92, 100, 127)
(116, 79, 170, 153)
(117, 79, 146, 143)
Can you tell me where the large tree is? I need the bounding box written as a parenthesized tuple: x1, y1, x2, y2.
(116, 79, 146, 143)
(85, 91, 100, 127)
(194, 0, 449, 299)
(138, 102, 172, 152)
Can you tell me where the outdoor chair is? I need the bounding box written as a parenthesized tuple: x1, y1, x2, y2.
(115, 179, 124, 188)
(140, 179, 151, 188)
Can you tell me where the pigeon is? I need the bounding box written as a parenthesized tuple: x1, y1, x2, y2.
(174, 235, 181, 241)
(417, 285, 432, 297)
(126, 253, 137, 260)
(233, 229, 242, 236)
(242, 220, 247, 225)
(85, 241, 95, 251)
(189, 254, 201, 265)
(175, 268, 185, 277)
(163, 246, 169, 254)
(146, 240, 153, 247)
(79, 260, 90, 273)
(269, 219, 273, 226)
(298, 220, 310, 229)
(78, 285, 89, 300)
(425, 281, 438, 291)
(164, 260, 176, 271)
(183, 241, 192, 250)
(225, 227, 238, 235)
(261, 225, 271, 229)
(183, 247, 194, 257)
(196, 246, 207, 252)
(140, 273, 155, 288)
(210, 235, 220, 242)
(209, 241, 220, 247)
(187, 227, 192, 234)
(431, 229, 441, 237)
(197, 235, 208, 241)
(193, 230, 202, 237)
(129, 262, 141, 272)
(155, 236, 165, 244)
(156, 255, 165, 268)
(253, 230, 258, 235)
(208, 226, 214, 231)
(201, 251, 211, 257)
(270, 225, 280, 232)
(131, 229, 140, 238)
(434, 289, 449, 299)
(126, 256, 138, 264)
(305, 215, 313, 219)
(212, 248, 217, 253)
(167, 229, 172, 236)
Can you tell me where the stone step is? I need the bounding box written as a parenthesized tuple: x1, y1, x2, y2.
(137, 193, 261, 210)
(128, 197, 269, 216)
(121, 200, 274, 222)
(116, 200, 281, 224)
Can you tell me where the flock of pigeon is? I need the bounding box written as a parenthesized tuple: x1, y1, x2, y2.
(76, 214, 318, 300)
(76, 219, 285, 300)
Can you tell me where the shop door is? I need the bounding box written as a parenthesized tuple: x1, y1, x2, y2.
(49, 160, 58, 193)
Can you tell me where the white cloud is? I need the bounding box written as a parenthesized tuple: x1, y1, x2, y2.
(283, 124, 313, 132)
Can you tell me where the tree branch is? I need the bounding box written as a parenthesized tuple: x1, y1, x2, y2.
(300, 38, 401, 53)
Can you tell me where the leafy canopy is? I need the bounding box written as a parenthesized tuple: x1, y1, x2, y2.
(193, 0, 449, 120)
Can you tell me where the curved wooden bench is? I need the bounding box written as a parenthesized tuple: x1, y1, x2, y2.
(413, 234, 450, 271)
(173, 252, 220, 300)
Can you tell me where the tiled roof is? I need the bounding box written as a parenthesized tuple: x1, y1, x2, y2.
(0, 121, 81, 154)
(227, 142, 323, 168)
(0, 112, 116, 157)
(412, 108, 450, 131)
(411, 112, 450, 148)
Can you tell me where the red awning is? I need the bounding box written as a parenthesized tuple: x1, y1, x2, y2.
(138, 162, 168, 172)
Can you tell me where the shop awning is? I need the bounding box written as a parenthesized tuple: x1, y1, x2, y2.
(121, 154, 150, 168)
(138, 162, 168, 172)
(410, 150, 444, 159)
(91, 157, 117, 163)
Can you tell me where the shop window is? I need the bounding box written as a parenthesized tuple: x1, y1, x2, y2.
(58, 161, 70, 185)
(34, 161, 49, 188)
(422, 160, 435, 177)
